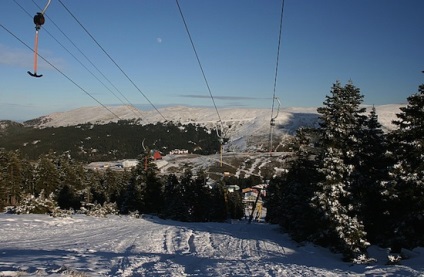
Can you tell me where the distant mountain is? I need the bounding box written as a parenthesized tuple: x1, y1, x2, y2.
(0, 120, 24, 137)
(21, 104, 402, 152)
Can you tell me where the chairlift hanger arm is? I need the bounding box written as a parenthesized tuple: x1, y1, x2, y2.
(41, 0, 52, 15)
(33, 0, 51, 29)
(28, 0, 52, 78)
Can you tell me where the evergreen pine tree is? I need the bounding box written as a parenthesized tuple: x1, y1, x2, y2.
(34, 154, 60, 197)
(311, 147, 368, 259)
(189, 172, 212, 222)
(162, 174, 189, 221)
(0, 150, 24, 207)
(264, 176, 284, 224)
(208, 183, 228, 222)
(57, 184, 80, 210)
(57, 154, 85, 191)
(121, 176, 143, 214)
(317, 81, 367, 159)
(126, 150, 163, 214)
(143, 160, 163, 214)
(19, 157, 35, 196)
(55, 154, 85, 209)
(0, 150, 7, 209)
(90, 182, 107, 205)
(313, 81, 369, 259)
(122, 153, 150, 214)
(5, 151, 24, 206)
(359, 106, 388, 182)
(270, 128, 321, 241)
(103, 168, 123, 204)
(356, 106, 392, 244)
(387, 84, 424, 249)
(179, 169, 196, 221)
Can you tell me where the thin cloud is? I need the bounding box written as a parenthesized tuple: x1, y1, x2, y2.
(222, 102, 249, 107)
(0, 44, 31, 67)
(0, 102, 36, 108)
(0, 44, 66, 70)
(179, 94, 269, 101)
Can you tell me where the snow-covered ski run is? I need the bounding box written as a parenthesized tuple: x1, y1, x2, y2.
(0, 214, 423, 276)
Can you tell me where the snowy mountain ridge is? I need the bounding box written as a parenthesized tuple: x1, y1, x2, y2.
(24, 104, 403, 151)
(25, 104, 403, 128)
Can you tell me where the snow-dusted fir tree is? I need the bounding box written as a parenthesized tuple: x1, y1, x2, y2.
(121, 152, 150, 214)
(359, 106, 388, 181)
(57, 153, 85, 191)
(34, 153, 60, 197)
(312, 147, 368, 258)
(388, 84, 424, 249)
(103, 167, 126, 204)
(357, 106, 392, 244)
(162, 173, 189, 221)
(312, 81, 369, 259)
(268, 127, 321, 240)
(317, 81, 367, 160)
(0, 151, 24, 207)
(143, 155, 163, 215)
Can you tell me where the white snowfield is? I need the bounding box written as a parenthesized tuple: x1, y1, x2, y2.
(24, 104, 402, 153)
(28, 105, 402, 131)
(0, 214, 423, 276)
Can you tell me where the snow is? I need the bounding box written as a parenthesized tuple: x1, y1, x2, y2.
(1, 214, 423, 276)
(24, 104, 403, 152)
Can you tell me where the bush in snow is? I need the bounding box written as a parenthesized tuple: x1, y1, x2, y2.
(4, 206, 17, 214)
(387, 254, 402, 265)
(352, 254, 377, 265)
(50, 208, 74, 218)
(15, 190, 58, 214)
(129, 210, 140, 218)
(78, 201, 118, 217)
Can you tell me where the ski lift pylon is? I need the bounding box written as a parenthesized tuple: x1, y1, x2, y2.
(27, 0, 52, 78)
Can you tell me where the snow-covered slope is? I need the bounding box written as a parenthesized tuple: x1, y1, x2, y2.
(25, 104, 403, 129)
(24, 104, 403, 151)
(1, 214, 422, 276)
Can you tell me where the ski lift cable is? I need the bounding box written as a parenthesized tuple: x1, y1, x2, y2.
(269, 0, 286, 153)
(28, 0, 143, 119)
(14, 0, 142, 120)
(270, 0, 285, 116)
(0, 23, 122, 120)
(175, 0, 222, 124)
(175, 0, 227, 167)
(57, 0, 166, 121)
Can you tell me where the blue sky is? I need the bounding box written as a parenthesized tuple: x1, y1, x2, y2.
(1, 0, 423, 121)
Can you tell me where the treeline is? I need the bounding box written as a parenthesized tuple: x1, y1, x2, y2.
(266, 81, 424, 261)
(0, 120, 220, 162)
(0, 150, 244, 222)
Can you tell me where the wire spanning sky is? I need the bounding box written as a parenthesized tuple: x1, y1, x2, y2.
(1, 0, 423, 121)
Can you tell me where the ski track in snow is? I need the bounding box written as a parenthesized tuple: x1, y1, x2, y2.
(0, 214, 423, 276)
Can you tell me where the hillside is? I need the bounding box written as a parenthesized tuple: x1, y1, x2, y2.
(0, 120, 220, 162)
(21, 104, 402, 152)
